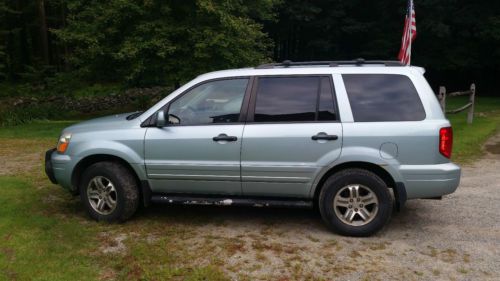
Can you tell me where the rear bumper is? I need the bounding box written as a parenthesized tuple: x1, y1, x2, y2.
(45, 148, 58, 184)
(399, 163, 461, 199)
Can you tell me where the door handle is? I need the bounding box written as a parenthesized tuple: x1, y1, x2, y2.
(312, 132, 338, 141)
(213, 133, 238, 142)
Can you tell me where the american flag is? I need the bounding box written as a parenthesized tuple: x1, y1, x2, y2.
(398, 0, 416, 65)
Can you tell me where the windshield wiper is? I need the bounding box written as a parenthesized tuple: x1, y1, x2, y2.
(126, 111, 144, 120)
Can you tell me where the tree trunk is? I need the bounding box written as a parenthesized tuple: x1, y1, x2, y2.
(61, 2, 70, 71)
(37, 0, 49, 64)
(14, 0, 31, 79)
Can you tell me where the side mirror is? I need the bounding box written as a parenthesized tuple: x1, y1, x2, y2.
(156, 110, 166, 128)
(168, 114, 180, 125)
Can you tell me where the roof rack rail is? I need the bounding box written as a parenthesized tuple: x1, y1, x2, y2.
(255, 58, 404, 69)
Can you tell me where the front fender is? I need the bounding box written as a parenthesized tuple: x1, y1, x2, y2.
(69, 139, 147, 182)
(72, 140, 143, 164)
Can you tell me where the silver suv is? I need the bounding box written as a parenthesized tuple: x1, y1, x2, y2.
(45, 60, 461, 236)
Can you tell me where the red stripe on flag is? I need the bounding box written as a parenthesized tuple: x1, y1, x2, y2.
(398, 0, 416, 65)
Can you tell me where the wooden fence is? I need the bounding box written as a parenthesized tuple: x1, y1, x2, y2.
(438, 83, 476, 124)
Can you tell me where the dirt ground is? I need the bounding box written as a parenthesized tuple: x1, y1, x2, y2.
(132, 133, 500, 280)
(2, 134, 500, 280)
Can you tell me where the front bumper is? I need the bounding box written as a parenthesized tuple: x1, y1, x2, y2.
(45, 148, 58, 184)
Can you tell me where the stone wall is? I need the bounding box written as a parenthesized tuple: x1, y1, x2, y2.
(8, 87, 170, 113)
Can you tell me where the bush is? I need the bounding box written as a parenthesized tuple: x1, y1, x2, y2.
(0, 84, 170, 126)
(0, 104, 68, 126)
(0, 83, 35, 98)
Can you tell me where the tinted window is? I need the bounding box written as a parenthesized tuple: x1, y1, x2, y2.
(343, 74, 426, 122)
(168, 78, 248, 125)
(254, 77, 319, 122)
(318, 77, 337, 120)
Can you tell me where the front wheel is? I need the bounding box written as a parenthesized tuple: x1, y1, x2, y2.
(319, 168, 393, 236)
(79, 161, 139, 222)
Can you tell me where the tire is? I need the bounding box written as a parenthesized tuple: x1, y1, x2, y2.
(79, 161, 139, 222)
(318, 168, 393, 237)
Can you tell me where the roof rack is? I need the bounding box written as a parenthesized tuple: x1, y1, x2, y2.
(255, 58, 404, 69)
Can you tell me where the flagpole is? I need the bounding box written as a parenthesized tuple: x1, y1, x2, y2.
(408, 21, 412, 66)
(398, 0, 416, 66)
(408, 0, 413, 65)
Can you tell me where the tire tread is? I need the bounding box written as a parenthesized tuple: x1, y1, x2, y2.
(80, 161, 139, 222)
(318, 168, 393, 236)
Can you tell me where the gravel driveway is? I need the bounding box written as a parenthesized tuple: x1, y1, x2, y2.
(144, 134, 500, 280)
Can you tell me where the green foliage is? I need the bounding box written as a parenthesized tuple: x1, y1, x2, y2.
(266, 0, 500, 94)
(0, 45, 5, 80)
(0, 103, 65, 126)
(54, 0, 278, 86)
(1, 0, 499, 94)
(72, 83, 121, 98)
(0, 1, 9, 80)
(0, 83, 33, 98)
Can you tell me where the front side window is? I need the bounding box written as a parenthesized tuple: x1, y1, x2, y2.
(253, 76, 337, 122)
(318, 76, 337, 121)
(343, 74, 426, 122)
(168, 78, 248, 125)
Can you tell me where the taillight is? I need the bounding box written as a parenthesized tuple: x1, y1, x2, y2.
(439, 127, 453, 158)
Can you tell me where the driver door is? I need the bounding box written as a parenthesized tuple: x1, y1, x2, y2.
(144, 78, 250, 195)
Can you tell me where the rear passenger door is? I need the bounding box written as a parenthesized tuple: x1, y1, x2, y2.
(241, 76, 342, 198)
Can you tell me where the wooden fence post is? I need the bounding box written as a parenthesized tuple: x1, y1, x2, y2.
(439, 86, 446, 112)
(467, 83, 475, 124)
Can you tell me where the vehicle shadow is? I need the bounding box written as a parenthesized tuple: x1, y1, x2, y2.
(135, 203, 321, 226)
(128, 200, 425, 236)
(63, 192, 428, 237)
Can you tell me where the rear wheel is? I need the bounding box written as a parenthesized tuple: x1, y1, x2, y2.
(79, 161, 139, 222)
(319, 168, 392, 236)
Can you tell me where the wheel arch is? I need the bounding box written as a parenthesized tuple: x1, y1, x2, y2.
(312, 161, 402, 207)
(71, 154, 150, 206)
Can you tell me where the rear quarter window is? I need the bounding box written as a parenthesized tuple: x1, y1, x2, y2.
(343, 74, 426, 122)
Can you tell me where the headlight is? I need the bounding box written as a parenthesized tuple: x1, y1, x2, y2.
(57, 133, 72, 154)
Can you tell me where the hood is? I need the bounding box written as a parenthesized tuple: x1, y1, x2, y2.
(64, 112, 137, 133)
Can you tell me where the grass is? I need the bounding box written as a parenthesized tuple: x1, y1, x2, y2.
(0, 176, 99, 280)
(0, 120, 77, 139)
(446, 96, 500, 163)
(0, 174, 229, 280)
(0, 122, 229, 280)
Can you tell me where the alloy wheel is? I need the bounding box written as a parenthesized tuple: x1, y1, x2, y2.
(333, 184, 379, 226)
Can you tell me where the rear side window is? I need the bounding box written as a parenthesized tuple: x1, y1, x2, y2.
(343, 74, 426, 122)
(253, 76, 337, 122)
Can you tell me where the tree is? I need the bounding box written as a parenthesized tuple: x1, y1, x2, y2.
(264, 0, 500, 94)
(54, 0, 279, 87)
(0, 0, 498, 95)
(0, 1, 7, 79)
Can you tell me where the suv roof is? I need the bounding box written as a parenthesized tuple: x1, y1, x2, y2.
(196, 60, 426, 81)
(256, 58, 404, 69)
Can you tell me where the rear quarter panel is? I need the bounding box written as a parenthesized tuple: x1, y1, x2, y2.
(310, 70, 459, 199)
